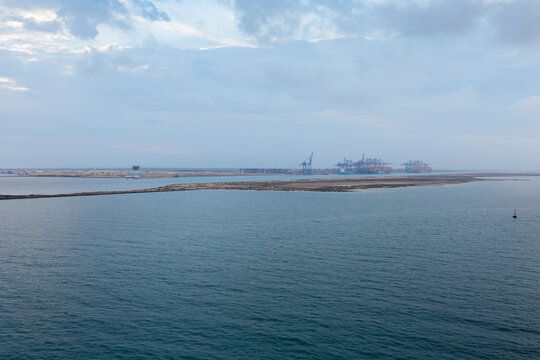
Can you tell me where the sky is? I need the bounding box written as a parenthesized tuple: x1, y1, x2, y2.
(1, 0, 540, 170)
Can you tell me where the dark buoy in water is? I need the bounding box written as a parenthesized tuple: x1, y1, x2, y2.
(513, 209, 517, 219)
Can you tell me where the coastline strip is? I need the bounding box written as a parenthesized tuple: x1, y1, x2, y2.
(0, 174, 530, 201)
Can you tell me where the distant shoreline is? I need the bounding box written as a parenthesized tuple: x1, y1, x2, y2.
(0, 168, 499, 179)
(0, 173, 536, 200)
(0, 169, 334, 178)
(0, 169, 257, 178)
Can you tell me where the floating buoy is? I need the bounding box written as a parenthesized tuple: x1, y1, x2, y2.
(513, 209, 517, 219)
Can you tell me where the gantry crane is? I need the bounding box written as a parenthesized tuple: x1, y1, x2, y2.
(300, 152, 313, 175)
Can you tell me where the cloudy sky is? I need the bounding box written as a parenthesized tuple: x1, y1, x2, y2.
(1, 0, 540, 170)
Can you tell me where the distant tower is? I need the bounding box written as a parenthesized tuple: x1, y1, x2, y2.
(125, 165, 141, 178)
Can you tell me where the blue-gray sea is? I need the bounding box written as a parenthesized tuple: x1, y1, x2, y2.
(1, 176, 540, 359)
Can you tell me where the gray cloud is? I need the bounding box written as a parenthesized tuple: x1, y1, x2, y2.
(57, 0, 127, 39)
(6, 0, 540, 46)
(2, 28, 540, 168)
(4, 0, 540, 169)
(493, 0, 540, 45)
(376, 0, 485, 36)
(133, 0, 170, 21)
(55, 0, 168, 39)
(0, 0, 59, 6)
(234, 0, 305, 40)
(233, 0, 486, 40)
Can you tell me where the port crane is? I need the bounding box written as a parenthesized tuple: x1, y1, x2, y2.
(300, 152, 313, 175)
(401, 160, 432, 173)
(336, 153, 392, 174)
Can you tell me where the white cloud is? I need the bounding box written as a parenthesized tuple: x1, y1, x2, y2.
(515, 95, 540, 118)
(0, 4, 78, 56)
(0, 0, 252, 60)
(117, 64, 149, 72)
(3, 7, 59, 23)
(60, 65, 75, 76)
(97, 43, 133, 52)
(93, 0, 254, 50)
(442, 85, 479, 108)
(0, 77, 30, 92)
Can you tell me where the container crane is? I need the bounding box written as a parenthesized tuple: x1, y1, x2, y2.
(300, 152, 313, 175)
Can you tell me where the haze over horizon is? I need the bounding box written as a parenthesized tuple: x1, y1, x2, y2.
(2, 0, 540, 170)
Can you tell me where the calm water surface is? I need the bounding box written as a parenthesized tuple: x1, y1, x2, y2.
(0, 171, 469, 196)
(1, 178, 540, 359)
(0, 175, 316, 195)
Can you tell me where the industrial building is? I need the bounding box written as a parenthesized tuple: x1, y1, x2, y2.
(401, 160, 432, 173)
(336, 154, 392, 174)
(240, 168, 292, 174)
(125, 165, 141, 178)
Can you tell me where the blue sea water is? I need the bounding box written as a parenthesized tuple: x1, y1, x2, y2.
(0, 174, 322, 195)
(1, 177, 540, 359)
(0, 171, 466, 196)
